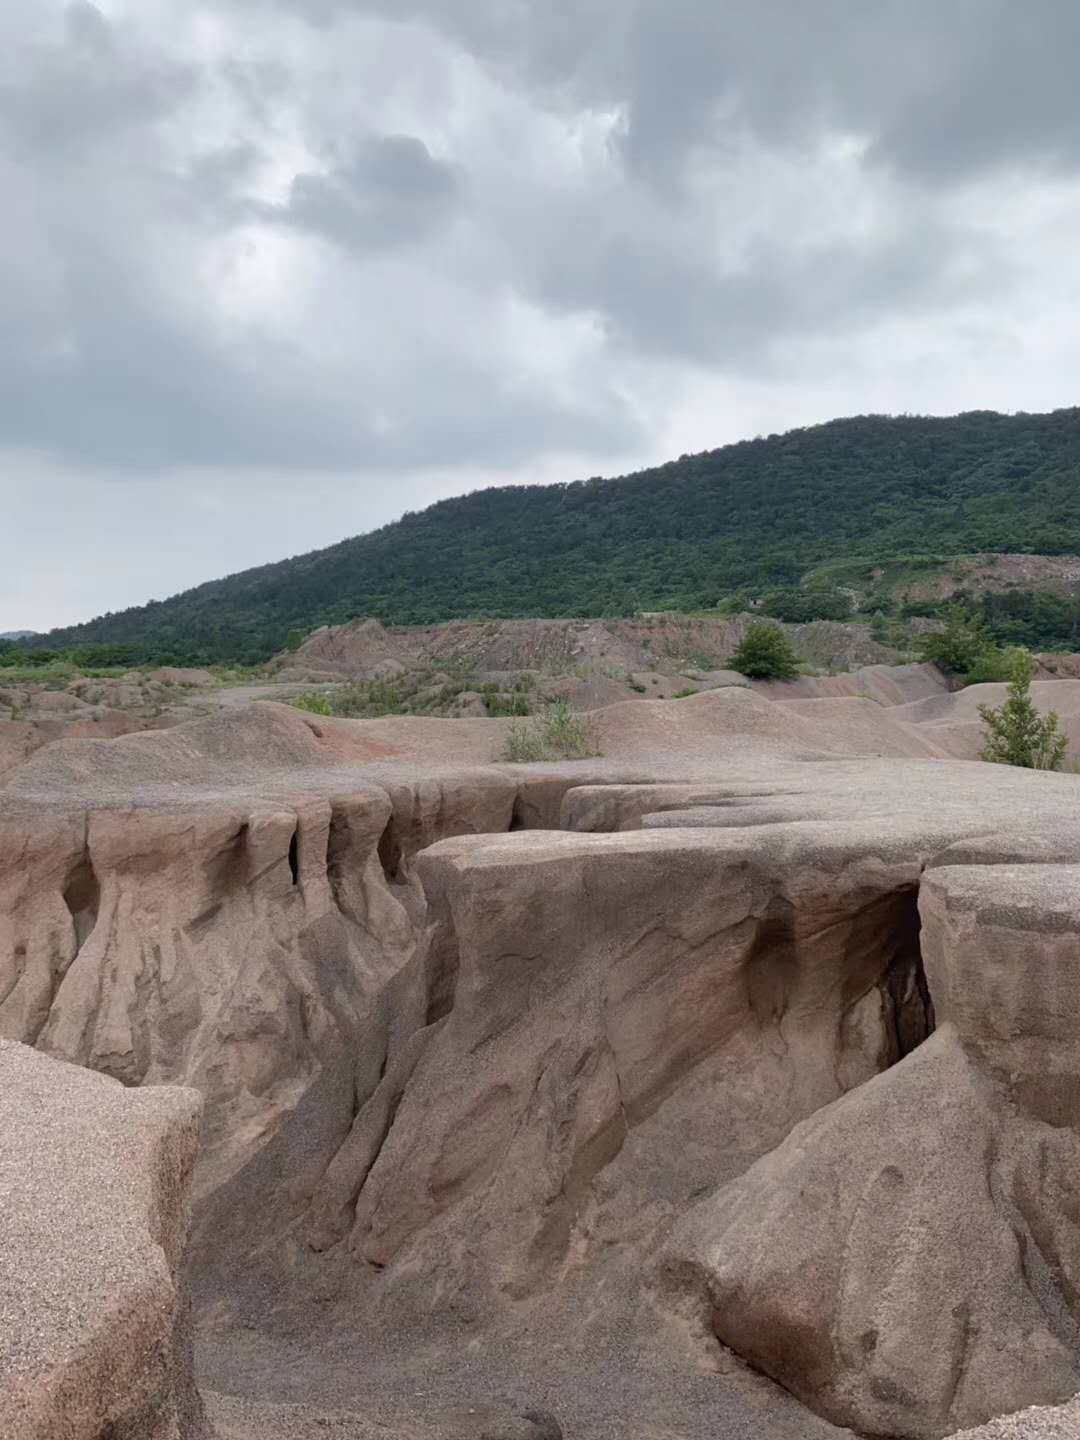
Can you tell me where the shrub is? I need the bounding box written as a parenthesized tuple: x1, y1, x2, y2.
(504, 718, 548, 762)
(728, 622, 801, 681)
(761, 587, 852, 623)
(978, 650, 1068, 771)
(917, 606, 994, 675)
(290, 691, 333, 715)
(502, 700, 602, 762)
(961, 648, 1014, 686)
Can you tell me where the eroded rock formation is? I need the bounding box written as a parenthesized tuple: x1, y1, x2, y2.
(0, 1041, 205, 1440)
(667, 865, 1080, 1438)
(297, 827, 931, 1294)
(6, 691, 1080, 1438)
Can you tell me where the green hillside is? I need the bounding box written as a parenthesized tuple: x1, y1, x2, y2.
(31, 407, 1080, 664)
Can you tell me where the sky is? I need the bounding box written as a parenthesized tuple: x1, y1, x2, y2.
(5, 2, 1080, 632)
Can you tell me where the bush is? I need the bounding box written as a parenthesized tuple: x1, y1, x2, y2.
(503, 700, 602, 762)
(916, 606, 994, 675)
(978, 650, 1068, 770)
(504, 718, 548, 762)
(761, 587, 852, 623)
(290, 691, 334, 715)
(961, 648, 1014, 686)
(728, 622, 801, 681)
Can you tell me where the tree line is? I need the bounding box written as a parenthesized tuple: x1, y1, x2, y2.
(15, 406, 1080, 664)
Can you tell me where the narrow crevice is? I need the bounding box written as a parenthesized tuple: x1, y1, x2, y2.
(423, 939, 459, 1026)
(0, 943, 26, 1011)
(879, 890, 935, 1064)
(326, 806, 354, 920)
(203, 820, 249, 893)
(63, 852, 101, 953)
(377, 816, 405, 886)
(288, 827, 300, 887)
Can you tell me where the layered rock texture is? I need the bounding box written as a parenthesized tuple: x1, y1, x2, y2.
(0, 1041, 205, 1440)
(666, 865, 1080, 1438)
(5, 682, 1080, 1437)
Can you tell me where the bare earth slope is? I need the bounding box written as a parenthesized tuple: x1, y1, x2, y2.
(5, 677, 1080, 1438)
(275, 613, 903, 680)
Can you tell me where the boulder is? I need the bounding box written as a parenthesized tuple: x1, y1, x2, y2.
(27, 689, 92, 714)
(453, 689, 489, 717)
(0, 1040, 206, 1439)
(151, 667, 217, 687)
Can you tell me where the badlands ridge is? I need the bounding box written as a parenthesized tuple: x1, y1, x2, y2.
(6, 659, 1080, 1437)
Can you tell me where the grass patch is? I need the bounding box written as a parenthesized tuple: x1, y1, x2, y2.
(503, 700, 603, 762)
(288, 668, 535, 720)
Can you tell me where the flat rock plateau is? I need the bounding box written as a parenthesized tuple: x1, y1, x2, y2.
(7, 655, 1080, 1439)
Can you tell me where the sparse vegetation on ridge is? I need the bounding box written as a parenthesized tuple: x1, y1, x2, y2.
(288, 669, 535, 720)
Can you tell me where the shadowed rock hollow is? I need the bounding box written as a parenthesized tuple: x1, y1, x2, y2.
(5, 683, 1080, 1438)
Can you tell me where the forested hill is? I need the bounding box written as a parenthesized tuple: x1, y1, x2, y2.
(38, 407, 1080, 663)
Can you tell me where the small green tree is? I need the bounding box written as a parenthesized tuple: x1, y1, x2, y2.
(978, 650, 1067, 771)
(917, 606, 992, 675)
(728, 622, 801, 680)
(869, 610, 889, 644)
(285, 629, 306, 653)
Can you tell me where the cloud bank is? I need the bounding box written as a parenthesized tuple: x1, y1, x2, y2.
(4, 0, 1080, 627)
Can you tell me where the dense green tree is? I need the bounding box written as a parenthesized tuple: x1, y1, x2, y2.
(917, 607, 994, 675)
(19, 407, 1080, 664)
(761, 587, 852, 622)
(728, 622, 801, 680)
(978, 650, 1068, 770)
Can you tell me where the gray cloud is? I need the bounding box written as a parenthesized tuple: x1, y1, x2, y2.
(0, 1, 192, 153)
(268, 134, 465, 249)
(301, 0, 1080, 186)
(4, 0, 1080, 630)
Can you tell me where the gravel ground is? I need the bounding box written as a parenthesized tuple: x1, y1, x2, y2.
(949, 1398, 1080, 1438)
(202, 1327, 854, 1440)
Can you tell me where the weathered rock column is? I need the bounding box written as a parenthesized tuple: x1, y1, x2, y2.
(0, 1041, 209, 1440)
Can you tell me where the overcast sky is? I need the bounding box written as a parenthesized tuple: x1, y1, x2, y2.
(4, 1, 1080, 631)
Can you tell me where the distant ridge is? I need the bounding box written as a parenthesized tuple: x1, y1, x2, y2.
(36, 407, 1080, 663)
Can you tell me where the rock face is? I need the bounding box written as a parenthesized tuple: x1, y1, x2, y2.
(0, 787, 415, 1196)
(0, 707, 533, 1198)
(0, 1040, 206, 1440)
(8, 692, 1080, 1437)
(294, 826, 930, 1298)
(668, 864, 1080, 1438)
